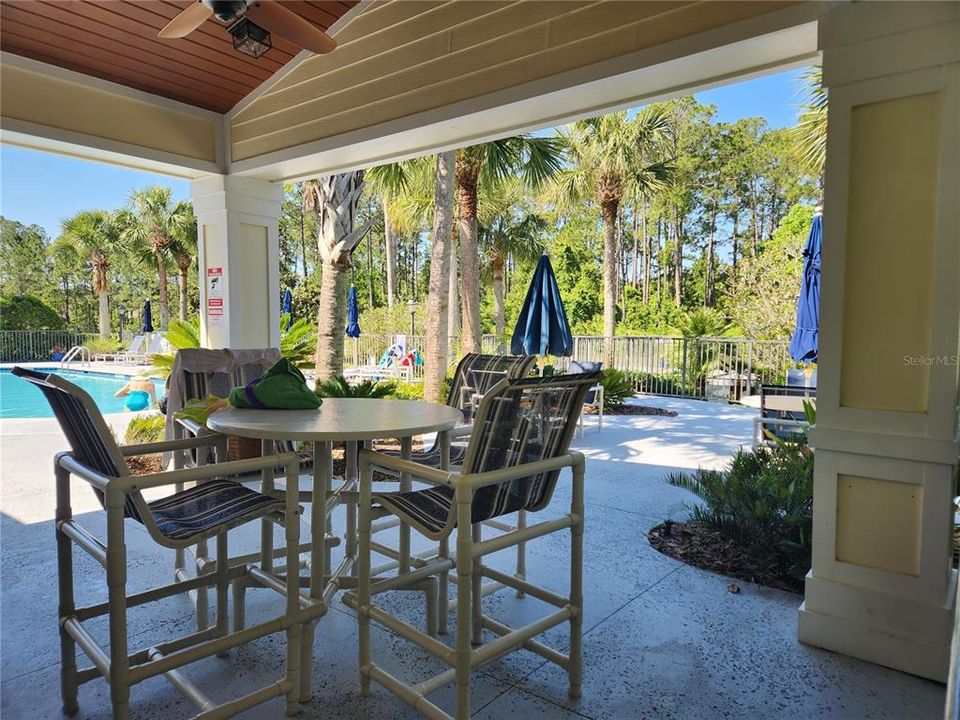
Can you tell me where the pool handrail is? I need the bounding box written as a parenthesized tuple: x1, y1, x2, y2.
(60, 345, 91, 369)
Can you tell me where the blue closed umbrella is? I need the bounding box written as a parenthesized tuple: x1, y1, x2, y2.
(281, 288, 293, 330)
(142, 300, 154, 334)
(346, 284, 361, 338)
(511, 253, 573, 357)
(789, 212, 822, 363)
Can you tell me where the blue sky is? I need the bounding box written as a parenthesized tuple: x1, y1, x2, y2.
(0, 67, 806, 239)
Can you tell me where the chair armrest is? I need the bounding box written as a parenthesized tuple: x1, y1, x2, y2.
(453, 451, 584, 491)
(448, 424, 473, 439)
(359, 448, 452, 486)
(175, 416, 215, 438)
(57, 453, 112, 491)
(112, 451, 301, 493)
(120, 434, 224, 457)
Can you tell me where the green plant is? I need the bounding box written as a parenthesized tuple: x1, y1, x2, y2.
(666, 440, 814, 584)
(123, 412, 165, 444)
(389, 381, 424, 401)
(0, 294, 65, 330)
(598, 369, 634, 410)
(86, 337, 120, 355)
(150, 316, 316, 377)
(315, 376, 397, 399)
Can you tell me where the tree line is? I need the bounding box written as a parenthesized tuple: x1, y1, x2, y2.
(1, 70, 826, 402)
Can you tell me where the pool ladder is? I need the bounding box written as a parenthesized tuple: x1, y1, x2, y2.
(60, 345, 91, 369)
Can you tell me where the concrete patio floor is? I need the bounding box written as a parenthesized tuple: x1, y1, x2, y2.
(0, 397, 944, 719)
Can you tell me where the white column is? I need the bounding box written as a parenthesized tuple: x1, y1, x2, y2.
(798, 2, 960, 681)
(190, 175, 283, 349)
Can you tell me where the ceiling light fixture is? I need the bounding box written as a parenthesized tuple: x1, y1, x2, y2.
(227, 16, 272, 58)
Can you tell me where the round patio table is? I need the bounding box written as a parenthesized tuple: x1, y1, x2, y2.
(207, 398, 462, 698)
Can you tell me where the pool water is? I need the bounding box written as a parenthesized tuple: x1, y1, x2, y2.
(0, 368, 165, 419)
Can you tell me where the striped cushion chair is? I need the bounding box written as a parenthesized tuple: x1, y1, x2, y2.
(166, 347, 321, 631)
(346, 371, 599, 720)
(379, 352, 538, 469)
(11, 367, 305, 720)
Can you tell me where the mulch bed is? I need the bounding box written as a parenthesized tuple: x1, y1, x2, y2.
(127, 454, 164, 475)
(584, 405, 678, 417)
(648, 520, 803, 594)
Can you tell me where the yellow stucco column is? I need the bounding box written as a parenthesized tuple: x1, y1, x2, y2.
(797, 2, 960, 682)
(189, 175, 282, 350)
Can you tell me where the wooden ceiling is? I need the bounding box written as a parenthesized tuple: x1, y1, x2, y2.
(0, 1, 357, 113)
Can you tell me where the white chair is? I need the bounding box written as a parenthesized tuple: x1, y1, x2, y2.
(567, 360, 604, 437)
(13, 366, 306, 720)
(345, 371, 599, 720)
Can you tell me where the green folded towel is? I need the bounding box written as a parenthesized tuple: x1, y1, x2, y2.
(228, 358, 322, 410)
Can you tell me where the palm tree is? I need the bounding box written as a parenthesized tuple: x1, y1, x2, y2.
(554, 109, 672, 362)
(367, 163, 415, 309)
(304, 172, 370, 381)
(793, 65, 827, 181)
(60, 210, 117, 338)
(423, 151, 456, 402)
(477, 178, 546, 339)
(455, 136, 564, 353)
(121, 186, 192, 330)
(169, 208, 198, 321)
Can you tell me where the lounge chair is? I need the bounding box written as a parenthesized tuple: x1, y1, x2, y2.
(567, 359, 605, 437)
(104, 334, 145, 364)
(11, 366, 305, 719)
(754, 383, 815, 446)
(345, 371, 599, 720)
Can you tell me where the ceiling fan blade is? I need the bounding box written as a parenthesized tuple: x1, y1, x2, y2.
(245, 1, 337, 54)
(158, 1, 213, 39)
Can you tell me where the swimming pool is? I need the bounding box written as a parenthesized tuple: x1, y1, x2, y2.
(0, 367, 165, 419)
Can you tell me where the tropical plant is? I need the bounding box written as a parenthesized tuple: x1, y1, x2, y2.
(389, 381, 424, 401)
(478, 177, 547, 337)
(123, 412, 166, 444)
(60, 209, 117, 338)
(598, 369, 635, 410)
(305, 172, 370, 381)
(554, 109, 672, 362)
(150, 316, 316, 377)
(792, 65, 827, 180)
(666, 440, 814, 584)
(456, 136, 564, 353)
(120, 186, 194, 331)
(315, 376, 396, 399)
(85, 337, 120, 355)
(169, 212, 198, 321)
(672, 307, 731, 338)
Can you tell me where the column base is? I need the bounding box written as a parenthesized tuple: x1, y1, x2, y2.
(798, 571, 955, 682)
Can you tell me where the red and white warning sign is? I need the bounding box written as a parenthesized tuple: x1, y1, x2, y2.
(206, 267, 224, 326)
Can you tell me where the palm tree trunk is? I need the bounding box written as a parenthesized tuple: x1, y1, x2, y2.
(491, 251, 506, 339)
(178, 267, 190, 321)
(156, 254, 170, 330)
(384, 201, 396, 308)
(631, 205, 640, 288)
(312, 172, 366, 381)
(98, 291, 109, 339)
(601, 200, 618, 366)
(423, 151, 455, 403)
(447, 223, 459, 359)
(642, 211, 651, 304)
(456, 158, 482, 355)
(672, 209, 682, 308)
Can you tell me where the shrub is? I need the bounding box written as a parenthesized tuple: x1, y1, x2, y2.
(86, 337, 120, 355)
(0, 294, 64, 330)
(598, 369, 634, 410)
(390, 381, 424, 401)
(315, 376, 397, 399)
(666, 440, 814, 584)
(124, 412, 165, 444)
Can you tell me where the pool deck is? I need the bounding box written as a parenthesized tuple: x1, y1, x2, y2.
(0, 396, 945, 719)
(1, 359, 160, 377)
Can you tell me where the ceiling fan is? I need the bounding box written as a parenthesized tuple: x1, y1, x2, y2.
(158, 1, 336, 56)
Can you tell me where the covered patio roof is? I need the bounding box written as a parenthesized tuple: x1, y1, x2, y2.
(0, 0, 819, 180)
